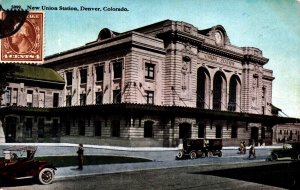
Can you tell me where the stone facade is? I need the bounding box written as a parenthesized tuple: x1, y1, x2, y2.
(1, 20, 298, 147)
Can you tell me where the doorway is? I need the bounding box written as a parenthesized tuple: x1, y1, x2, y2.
(5, 116, 17, 142)
(179, 123, 191, 139)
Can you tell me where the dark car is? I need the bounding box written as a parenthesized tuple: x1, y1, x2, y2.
(0, 146, 56, 185)
(270, 142, 300, 161)
(176, 138, 222, 159)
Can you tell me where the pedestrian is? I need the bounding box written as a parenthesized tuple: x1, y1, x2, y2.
(77, 144, 84, 170)
(248, 144, 256, 159)
(239, 141, 244, 154)
(242, 141, 246, 154)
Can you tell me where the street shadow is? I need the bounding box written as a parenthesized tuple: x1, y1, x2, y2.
(192, 161, 300, 189)
(0, 178, 35, 188)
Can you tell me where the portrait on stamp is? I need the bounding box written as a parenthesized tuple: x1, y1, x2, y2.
(10, 21, 35, 54)
(1, 12, 43, 63)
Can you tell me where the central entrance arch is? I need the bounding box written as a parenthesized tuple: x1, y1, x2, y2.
(213, 71, 226, 110)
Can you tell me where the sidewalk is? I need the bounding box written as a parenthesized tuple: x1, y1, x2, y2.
(54, 155, 267, 181)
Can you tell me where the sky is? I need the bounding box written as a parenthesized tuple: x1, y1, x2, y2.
(1, 0, 300, 118)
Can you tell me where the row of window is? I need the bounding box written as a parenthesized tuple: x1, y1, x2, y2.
(279, 130, 300, 135)
(64, 120, 154, 138)
(5, 88, 60, 108)
(179, 124, 238, 139)
(66, 90, 154, 106)
(65, 62, 155, 85)
(25, 118, 59, 138)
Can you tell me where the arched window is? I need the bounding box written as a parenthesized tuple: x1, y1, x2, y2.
(228, 78, 237, 111)
(144, 120, 154, 138)
(197, 67, 210, 109)
(213, 72, 225, 110)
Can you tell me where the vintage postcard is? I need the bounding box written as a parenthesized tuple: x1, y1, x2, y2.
(0, 0, 300, 189)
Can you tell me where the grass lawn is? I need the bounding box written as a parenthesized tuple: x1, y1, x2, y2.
(35, 155, 152, 167)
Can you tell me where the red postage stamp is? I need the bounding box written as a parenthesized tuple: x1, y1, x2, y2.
(1, 12, 44, 63)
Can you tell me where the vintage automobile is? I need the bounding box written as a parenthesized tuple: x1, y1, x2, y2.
(270, 142, 300, 161)
(0, 146, 56, 185)
(176, 138, 223, 159)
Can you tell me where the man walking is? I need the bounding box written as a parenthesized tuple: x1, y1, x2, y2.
(248, 143, 256, 159)
(77, 144, 84, 170)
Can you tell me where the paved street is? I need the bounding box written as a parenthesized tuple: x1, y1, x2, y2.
(0, 143, 289, 189)
(2, 161, 295, 190)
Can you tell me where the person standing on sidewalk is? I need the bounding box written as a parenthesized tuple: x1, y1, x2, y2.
(248, 143, 256, 159)
(76, 144, 84, 170)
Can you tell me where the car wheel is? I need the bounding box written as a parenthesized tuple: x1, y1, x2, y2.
(297, 154, 300, 161)
(198, 151, 204, 158)
(218, 151, 223, 157)
(271, 153, 278, 161)
(176, 150, 184, 159)
(38, 168, 54, 185)
(190, 151, 197, 159)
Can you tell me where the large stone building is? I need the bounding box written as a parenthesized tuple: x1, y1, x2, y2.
(1, 20, 298, 146)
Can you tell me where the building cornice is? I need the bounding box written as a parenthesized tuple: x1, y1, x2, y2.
(2, 103, 299, 125)
(243, 54, 269, 65)
(157, 30, 204, 46)
(262, 75, 275, 81)
(200, 43, 244, 61)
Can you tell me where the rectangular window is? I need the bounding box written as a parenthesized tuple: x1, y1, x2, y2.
(145, 91, 154, 104)
(113, 90, 121, 103)
(66, 95, 72, 106)
(65, 121, 71, 136)
(80, 94, 86, 105)
(5, 88, 11, 106)
(231, 126, 238, 138)
(144, 121, 153, 138)
(94, 121, 102, 136)
(39, 92, 45, 107)
(53, 93, 59, 107)
(79, 121, 85, 136)
(80, 69, 87, 84)
(95, 92, 103, 104)
(198, 123, 205, 138)
(66, 72, 73, 86)
(111, 120, 120, 137)
(26, 90, 33, 107)
(25, 118, 33, 138)
(262, 87, 266, 99)
(96, 65, 104, 81)
(12, 88, 18, 106)
(53, 119, 59, 137)
(216, 125, 222, 138)
(145, 63, 155, 80)
(38, 118, 45, 138)
(113, 61, 122, 79)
